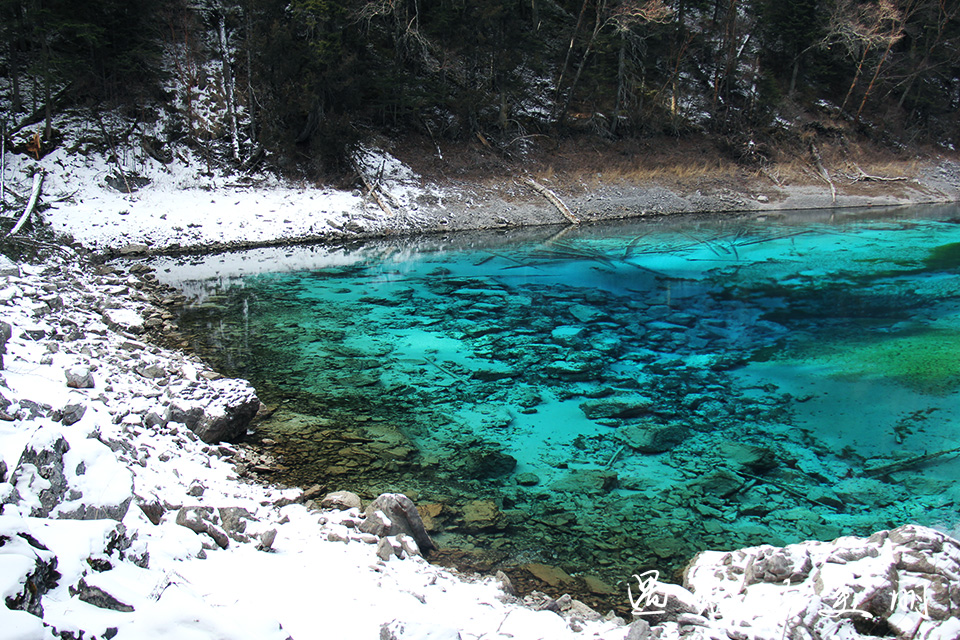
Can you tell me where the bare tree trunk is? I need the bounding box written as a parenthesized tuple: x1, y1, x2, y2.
(245, 2, 257, 146)
(554, 0, 591, 120)
(561, 1, 606, 125)
(611, 33, 627, 135)
(789, 55, 800, 97)
(10, 41, 22, 114)
(219, 12, 240, 162)
(840, 44, 870, 113)
(42, 38, 53, 140)
(856, 0, 914, 121)
(671, 0, 687, 116)
(855, 41, 893, 122)
(1, 118, 6, 211)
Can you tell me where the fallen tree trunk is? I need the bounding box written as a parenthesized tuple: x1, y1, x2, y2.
(810, 144, 836, 203)
(849, 164, 908, 183)
(863, 445, 960, 477)
(7, 172, 43, 237)
(731, 468, 841, 511)
(521, 177, 580, 225)
(352, 159, 395, 217)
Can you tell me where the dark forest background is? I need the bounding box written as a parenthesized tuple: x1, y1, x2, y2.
(2, 0, 959, 177)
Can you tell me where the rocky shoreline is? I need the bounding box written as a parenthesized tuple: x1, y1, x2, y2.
(0, 221, 958, 637)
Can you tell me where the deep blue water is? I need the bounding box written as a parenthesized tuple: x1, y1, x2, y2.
(164, 205, 960, 596)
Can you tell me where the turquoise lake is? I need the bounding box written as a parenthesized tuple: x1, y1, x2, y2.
(158, 204, 960, 599)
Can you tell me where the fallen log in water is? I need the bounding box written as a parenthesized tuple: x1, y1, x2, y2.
(863, 445, 960, 477)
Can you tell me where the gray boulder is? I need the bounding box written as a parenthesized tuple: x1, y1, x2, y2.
(164, 378, 260, 443)
(65, 365, 95, 389)
(0, 321, 11, 369)
(5, 431, 70, 517)
(320, 490, 362, 511)
(380, 621, 462, 640)
(0, 519, 60, 617)
(359, 493, 437, 556)
(71, 577, 134, 612)
(3, 427, 133, 521)
(176, 507, 230, 549)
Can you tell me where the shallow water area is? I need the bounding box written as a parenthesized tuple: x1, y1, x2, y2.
(153, 205, 960, 607)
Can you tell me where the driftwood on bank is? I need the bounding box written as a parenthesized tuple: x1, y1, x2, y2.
(848, 164, 908, 183)
(7, 172, 43, 237)
(520, 177, 580, 225)
(809, 144, 836, 203)
(352, 159, 395, 217)
(97, 112, 132, 194)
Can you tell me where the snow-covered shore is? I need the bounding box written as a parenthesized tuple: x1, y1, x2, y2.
(4, 132, 960, 639)
(7, 114, 960, 256)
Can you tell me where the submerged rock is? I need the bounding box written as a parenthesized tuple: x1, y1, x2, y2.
(457, 445, 517, 479)
(550, 469, 617, 495)
(690, 469, 744, 498)
(459, 499, 503, 531)
(523, 563, 576, 589)
(580, 397, 653, 420)
(718, 441, 778, 473)
(617, 422, 688, 453)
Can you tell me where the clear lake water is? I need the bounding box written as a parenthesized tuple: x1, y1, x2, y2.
(158, 204, 960, 604)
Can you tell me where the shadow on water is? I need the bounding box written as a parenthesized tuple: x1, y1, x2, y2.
(148, 204, 960, 612)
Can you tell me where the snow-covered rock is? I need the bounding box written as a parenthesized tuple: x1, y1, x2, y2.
(3, 425, 133, 521)
(684, 523, 960, 639)
(0, 516, 59, 617)
(164, 378, 260, 444)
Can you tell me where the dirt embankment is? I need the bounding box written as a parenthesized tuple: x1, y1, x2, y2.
(383, 133, 960, 237)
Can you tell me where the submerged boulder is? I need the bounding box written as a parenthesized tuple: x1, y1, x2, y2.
(581, 397, 653, 420)
(457, 445, 517, 479)
(617, 422, 689, 453)
(550, 469, 618, 495)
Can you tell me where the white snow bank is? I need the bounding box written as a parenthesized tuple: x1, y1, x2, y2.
(3, 113, 442, 253)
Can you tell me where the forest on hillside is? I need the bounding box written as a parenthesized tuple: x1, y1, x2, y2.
(2, 0, 960, 177)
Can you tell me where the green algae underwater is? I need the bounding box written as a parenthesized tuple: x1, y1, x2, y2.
(168, 205, 960, 606)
